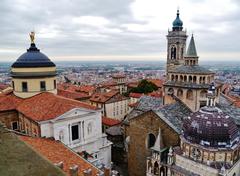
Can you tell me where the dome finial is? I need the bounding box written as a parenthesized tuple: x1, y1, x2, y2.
(29, 31, 35, 44)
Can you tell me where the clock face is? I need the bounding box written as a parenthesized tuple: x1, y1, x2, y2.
(192, 148, 201, 159)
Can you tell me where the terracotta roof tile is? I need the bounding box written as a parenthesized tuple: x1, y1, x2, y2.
(147, 79, 163, 88)
(102, 116, 121, 126)
(129, 92, 143, 98)
(90, 90, 119, 103)
(19, 136, 101, 176)
(0, 91, 23, 111)
(57, 89, 90, 100)
(16, 92, 98, 122)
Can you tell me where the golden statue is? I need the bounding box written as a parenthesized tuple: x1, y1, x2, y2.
(29, 31, 35, 43)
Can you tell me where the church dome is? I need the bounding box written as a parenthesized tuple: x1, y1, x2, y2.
(183, 106, 239, 148)
(11, 43, 55, 68)
(172, 10, 183, 31)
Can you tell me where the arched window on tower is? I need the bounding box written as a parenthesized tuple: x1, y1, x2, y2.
(171, 75, 174, 81)
(175, 75, 178, 82)
(177, 89, 183, 98)
(180, 75, 183, 82)
(171, 46, 176, 59)
(193, 76, 197, 83)
(186, 89, 193, 100)
(184, 75, 187, 82)
(189, 76, 193, 83)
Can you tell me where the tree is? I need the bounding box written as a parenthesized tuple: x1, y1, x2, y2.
(129, 79, 158, 94)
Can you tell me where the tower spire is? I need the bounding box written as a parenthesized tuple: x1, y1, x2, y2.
(186, 34, 198, 57)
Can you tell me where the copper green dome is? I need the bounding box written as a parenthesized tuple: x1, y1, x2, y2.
(172, 10, 183, 31)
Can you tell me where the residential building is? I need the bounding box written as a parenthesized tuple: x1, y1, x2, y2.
(90, 90, 130, 120)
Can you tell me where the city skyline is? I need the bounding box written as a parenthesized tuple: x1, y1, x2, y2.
(0, 0, 240, 61)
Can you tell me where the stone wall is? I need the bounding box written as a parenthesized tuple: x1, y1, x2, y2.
(126, 111, 179, 176)
(0, 110, 19, 129)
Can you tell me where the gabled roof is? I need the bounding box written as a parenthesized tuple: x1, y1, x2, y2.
(90, 90, 119, 103)
(0, 91, 98, 122)
(16, 92, 98, 122)
(20, 135, 101, 176)
(102, 116, 121, 126)
(0, 124, 65, 176)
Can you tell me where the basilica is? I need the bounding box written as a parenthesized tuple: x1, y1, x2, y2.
(124, 10, 240, 176)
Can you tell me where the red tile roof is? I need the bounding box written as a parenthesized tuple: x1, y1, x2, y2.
(90, 90, 119, 103)
(102, 116, 121, 126)
(17, 92, 98, 122)
(57, 89, 90, 100)
(129, 92, 143, 98)
(19, 136, 100, 176)
(148, 79, 163, 88)
(147, 91, 163, 98)
(0, 91, 23, 111)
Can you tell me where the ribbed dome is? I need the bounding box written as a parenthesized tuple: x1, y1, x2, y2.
(12, 43, 55, 68)
(183, 106, 239, 148)
(172, 10, 183, 31)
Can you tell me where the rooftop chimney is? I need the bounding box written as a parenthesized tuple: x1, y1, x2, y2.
(69, 165, 79, 176)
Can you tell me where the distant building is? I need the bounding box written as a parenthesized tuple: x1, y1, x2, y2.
(0, 33, 112, 168)
(90, 90, 130, 120)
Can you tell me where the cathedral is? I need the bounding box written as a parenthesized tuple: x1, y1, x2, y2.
(163, 10, 220, 112)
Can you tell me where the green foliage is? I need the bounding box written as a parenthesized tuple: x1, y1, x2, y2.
(130, 79, 158, 94)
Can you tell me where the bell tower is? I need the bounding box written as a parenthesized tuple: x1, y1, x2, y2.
(166, 10, 188, 73)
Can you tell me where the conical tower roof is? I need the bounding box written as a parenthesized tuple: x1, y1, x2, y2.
(186, 35, 198, 57)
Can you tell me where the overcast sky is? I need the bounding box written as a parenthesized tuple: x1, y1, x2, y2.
(0, 0, 240, 61)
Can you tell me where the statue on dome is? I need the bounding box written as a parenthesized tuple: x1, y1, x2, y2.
(29, 31, 35, 44)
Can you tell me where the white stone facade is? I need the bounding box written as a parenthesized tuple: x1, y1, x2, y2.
(39, 108, 112, 168)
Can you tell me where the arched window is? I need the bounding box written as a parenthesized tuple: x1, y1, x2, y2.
(189, 76, 193, 83)
(153, 161, 159, 175)
(203, 77, 206, 84)
(147, 133, 156, 149)
(180, 75, 183, 82)
(199, 77, 202, 84)
(147, 160, 153, 173)
(175, 75, 178, 82)
(190, 60, 193, 66)
(193, 76, 197, 83)
(168, 88, 174, 95)
(184, 75, 187, 82)
(171, 75, 174, 81)
(200, 90, 207, 98)
(171, 46, 176, 59)
(186, 89, 193, 100)
(177, 89, 183, 98)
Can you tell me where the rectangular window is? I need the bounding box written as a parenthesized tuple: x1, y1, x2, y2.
(71, 124, 79, 141)
(40, 81, 46, 91)
(22, 82, 28, 92)
(12, 81, 15, 89)
(54, 80, 56, 89)
(12, 121, 18, 130)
